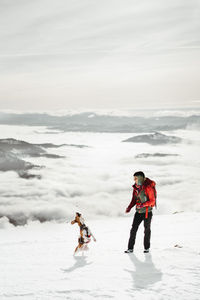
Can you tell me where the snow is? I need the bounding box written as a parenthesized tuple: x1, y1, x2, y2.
(0, 212, 200, 300)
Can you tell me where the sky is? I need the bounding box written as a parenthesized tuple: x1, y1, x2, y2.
(0, 0, 200, 111)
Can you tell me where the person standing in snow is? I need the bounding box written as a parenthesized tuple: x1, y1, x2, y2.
(125, 171, 157, 253)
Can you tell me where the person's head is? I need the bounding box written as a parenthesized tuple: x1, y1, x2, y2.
(133, 171, 145, 185)
(71, 212, 82, 225)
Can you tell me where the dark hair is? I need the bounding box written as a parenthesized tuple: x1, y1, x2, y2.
(133, 171, 145, 178)
(76, 212, 81, 217)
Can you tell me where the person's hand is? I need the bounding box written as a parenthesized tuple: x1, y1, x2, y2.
(125, 208, 130, 213)
(137, 203, 145, 208)
(138, 202, 149, 208)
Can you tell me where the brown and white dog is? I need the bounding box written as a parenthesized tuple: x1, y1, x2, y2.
(71, 212, 96, 255)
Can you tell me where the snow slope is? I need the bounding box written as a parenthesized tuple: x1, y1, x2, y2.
(0, 212, 200, 300)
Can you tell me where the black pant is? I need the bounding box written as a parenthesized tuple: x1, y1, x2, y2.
(128, 211, 152, 250)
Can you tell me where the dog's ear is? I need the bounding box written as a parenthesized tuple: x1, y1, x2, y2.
(79, 216, 85, 224)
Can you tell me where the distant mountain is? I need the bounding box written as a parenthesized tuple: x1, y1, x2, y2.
(0, 149, 36, 171)
(135, 153, 179, 158)
(122, 132, 182, 145)
(0, 149, 41, 179)
(0, 138, 87, 156)
(0, 112, 200, 132)
(0, 138, 46, 157)
(0, 138, 66, 179)
(35, 142, 88, 149)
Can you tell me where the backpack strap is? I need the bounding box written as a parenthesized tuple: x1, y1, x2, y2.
(154, 187, 157, 208)
(145, 207, 148, 218)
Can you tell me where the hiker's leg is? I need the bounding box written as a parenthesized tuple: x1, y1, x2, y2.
(128, 212, 143, 250)
(143, 212, 152, 250)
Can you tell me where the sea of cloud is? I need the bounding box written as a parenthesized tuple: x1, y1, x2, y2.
(0, 121, 200, 226)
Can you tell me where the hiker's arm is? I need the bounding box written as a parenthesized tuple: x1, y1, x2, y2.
(126, 190, 136, 213)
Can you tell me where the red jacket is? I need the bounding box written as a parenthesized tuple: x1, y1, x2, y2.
(126, 178, 157, 214)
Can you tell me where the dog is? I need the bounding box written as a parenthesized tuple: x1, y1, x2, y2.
(71, 212, 96, 255)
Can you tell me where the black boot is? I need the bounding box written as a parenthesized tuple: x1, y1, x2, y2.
(124, 249, 133, 253)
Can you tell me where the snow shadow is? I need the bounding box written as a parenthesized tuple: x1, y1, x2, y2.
(125, 254, 162, 289)
(62, 256, 92, 273)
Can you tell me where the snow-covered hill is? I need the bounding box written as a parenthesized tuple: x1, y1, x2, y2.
(0, 213, 199, 300)
(123, 132, 182, 145)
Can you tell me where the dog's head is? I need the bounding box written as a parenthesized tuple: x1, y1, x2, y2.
(71, 212, 85, 226)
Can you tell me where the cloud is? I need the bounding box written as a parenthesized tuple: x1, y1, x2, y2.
(0, 118, 200, 226)
(0, 216, 13, 229)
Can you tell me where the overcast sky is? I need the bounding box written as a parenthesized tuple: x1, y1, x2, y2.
(0, 0, 200, 111)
